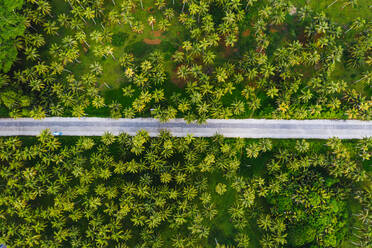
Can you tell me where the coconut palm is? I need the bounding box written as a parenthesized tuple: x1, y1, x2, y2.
(43, 21, 59, 35)
(148, 16, 156, 31)
(37, 0, 52, 17)
(24, 47, 40, 61)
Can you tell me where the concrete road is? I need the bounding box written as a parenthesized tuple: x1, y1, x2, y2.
(0, 118, 371, 139)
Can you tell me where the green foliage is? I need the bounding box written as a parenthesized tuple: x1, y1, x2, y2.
(0, 0, 369, 120)
(0, 0, 25, 73)
(0, 132, 245, 247)
(112, 32, 128, 47)
(288, 225, 316, 246)
(0, 135, 370, 247)
(229, 138, 370, 248)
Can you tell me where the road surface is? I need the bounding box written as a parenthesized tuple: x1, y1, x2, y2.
(0, 118, 371, 139)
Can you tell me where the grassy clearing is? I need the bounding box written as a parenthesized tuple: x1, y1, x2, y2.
(294, 0, 371, 24)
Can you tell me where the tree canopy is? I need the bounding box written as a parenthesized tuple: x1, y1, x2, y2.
(0, 0, 370, 120)
(0, 0, 25, 73)
(0, 132, 370, 247)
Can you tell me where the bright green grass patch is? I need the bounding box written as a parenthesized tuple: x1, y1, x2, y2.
(294, 0, 372, 24)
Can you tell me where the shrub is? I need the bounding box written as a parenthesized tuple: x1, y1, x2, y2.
(112, 32, 128, 46)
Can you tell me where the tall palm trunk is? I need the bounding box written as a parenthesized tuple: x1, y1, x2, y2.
(327, 0, 339, 8)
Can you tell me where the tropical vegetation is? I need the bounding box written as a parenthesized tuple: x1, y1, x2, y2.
(0, 0, 370, 121)
(0, 131, 370, 247)
(0, 0, 371, 247)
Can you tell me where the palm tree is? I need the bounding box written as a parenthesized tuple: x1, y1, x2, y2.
(260, 234, 275, 248)
(257, 214, 272, 231)
(148, 16, 156, 31)
(108, 10, 121, 25)
(84, 7, 96, 24)
(24, 47, 39, 61)
(155, 0, 166, 10)
(69, 17, 84, 31)
(29, 79, 45, 92)
(104, 46, 115, 60)
(72, 105, 86, 118)
(57, 13, 70, 28)
(172, 51, 185, 63)
(215, 183, 227, 195)
(158, 19, 170, 31)
(43, 21, 59, 36)
(109, 101, 122, 119)
(216, 67, 228, 82)
(75, 31, 89, 47)
(248, 97, 261, 114)
(31, 33, 46, 48)
(231, 100, 245, 115)
(164, 8, 175, 20)
(172, 234, 187, 248)
(177, 65, 189, 80)
(90, 30, 103, 44)
(89, 62, 103, 75)
(101, 132, 116, 145)
(229, 204, 245, 220)
(235, 233, 250, 248)
(37, 0, 52, 17)
(189, 2, 200, 18)
(30, 106, 46, 119)
(346, 17, 366, 33)
(92, 96, 105, 109)
(342, 0, 359, 8)
(203, 50, 216, 65)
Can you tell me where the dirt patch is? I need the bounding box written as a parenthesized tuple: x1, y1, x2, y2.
(143, 38, 162, 45)
(242, 29, 251, 37)
(146, 7, 154, 13)
(152, 31, 162, 37)
(223, 46, 238, 58)
(269, 28, 278, 33)
(143, 30, 164, 45)
(170, 67, 186, 88)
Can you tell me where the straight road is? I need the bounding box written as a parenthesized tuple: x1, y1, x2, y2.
(0, 118, 371, 139)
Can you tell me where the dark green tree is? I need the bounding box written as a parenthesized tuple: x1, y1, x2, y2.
(0, 0, 25, 73)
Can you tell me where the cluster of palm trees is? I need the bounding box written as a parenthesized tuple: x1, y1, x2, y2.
(118, 0, 370, 122)
(351, 188, 372, 247)
(1, 0, 109, 118)
(228, 137, 371, 248)
(0, 130, 248, 247)
(0, 133, 369, 247)
(0, 0, 369, 121)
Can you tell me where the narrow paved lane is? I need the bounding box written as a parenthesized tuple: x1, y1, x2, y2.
(0, 118, 371, 139)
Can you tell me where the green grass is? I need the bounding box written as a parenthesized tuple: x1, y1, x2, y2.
(293, 0, 372, 24)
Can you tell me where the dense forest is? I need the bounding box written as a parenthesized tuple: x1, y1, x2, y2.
(0, 0, 371, 247)
(0, 131, 371, 247)
(0, 0, 370, 121)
